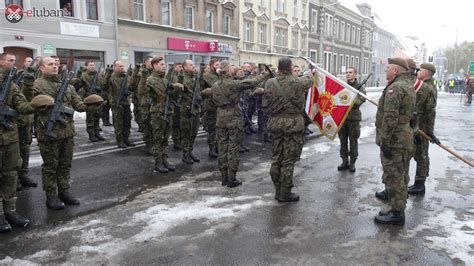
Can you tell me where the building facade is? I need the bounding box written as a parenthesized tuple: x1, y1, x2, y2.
(117, 0, 239, 66)
(371, 25, 397, 86)
(308, 1, 374, 81)
(238, 0, 309, 68)
(0, 0, 117, 70)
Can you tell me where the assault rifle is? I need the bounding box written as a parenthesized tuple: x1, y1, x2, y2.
(45, 71, 75, 139)
(190, 63, 205, 116)
(163, 69, 174, 122)
(90, 63, 102, 94)
(0, 67, 19, 130)
(116, 64, 132, 105)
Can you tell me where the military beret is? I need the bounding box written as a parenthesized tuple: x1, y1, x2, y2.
(31, 95, 54, 108)
(406, 58, 417, 70)
(388, 57, 408, 70)
(219, 60, 231, 73)
(420, 63, 436, 74)
(83, 94, 104, 105)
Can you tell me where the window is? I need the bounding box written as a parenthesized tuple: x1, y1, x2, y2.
(355, 57, 359, 70)
(258, 23, 267, 44)
(301, 34, 306, 50)
(311, 10, 318, 33)
(346, 24, 351, 42)
(325, 14, 333, 36)
(277, 0, 286, 12)
(59, 0, 73, 17)
(302, 4, 306, 19)
(324, 52, 331, 71)
(333, 53, 338, 74)
(85, 0, 98, 20)
(310, 50, 317, 63)
(334, 19, 339, 40)
(184, 6, 194, 29)
(345, 55, 349, 68)
(5, 0, 23, 7)
(260, 0, 264, 7)
(133, 0, 144, 21)
(223, 15, 231, 35)
(292, 31, 298, 49)
(161, 0, 171, 25)
(364, 57, 369, 74)
(352, 26, 356, 44)
(206, 10, 214, 33)
(245, 21, 253, 42)
(356, 27, 361, 45)
(293, 0, 297, 17)
(341, 21, 345, 41)
(339, 54, 344, 74)
(275, 27, 287, 47)
(350, 56, 354, 67)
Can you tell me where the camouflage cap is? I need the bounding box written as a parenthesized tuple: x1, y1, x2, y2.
(420, 63, 436, 74)
(31, 95, 54, 108)
(406, 58, 417, 70)
(83, 94, 104, 105)
(388, 57, 409, 70)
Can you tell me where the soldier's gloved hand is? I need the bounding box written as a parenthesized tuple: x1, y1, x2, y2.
(414, 135, 422, 144)
(254, 87, 265, 95)
(428, 132, 441, 145)
(381, 146, 393, 159)
(23, 71, 35, 85)
(172, 83, 184, 90)
(106, 67, 113, 75)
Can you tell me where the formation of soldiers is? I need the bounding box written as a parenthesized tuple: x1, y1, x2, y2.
(0, 50, 445, 233)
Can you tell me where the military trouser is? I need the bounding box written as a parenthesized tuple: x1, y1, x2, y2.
(246, 96, 257, 123)
(18, 124, 32, 179)
(111, 104, 132, 142)
(270, 132, 304, 194)
(261, 107, 271, 138)
(202, 111, 216, 146)
(151, 112, 172, 163)
(414, 139, 430, 181)
(338, 120, 361, 160)
(101, 100, 111, 124)
(0, 142, 20, 216)
(257, 97, 265, 131)
(217, 128, 243, 179)
(180, 112, 200, 153)
(139, 104, 152, 152)
(172, 106, 181, 146)
(132, 94, 141, 127)
(380, 148, 411, 212)
(86, 108, 101, 136)
(38, 138, 74, 197)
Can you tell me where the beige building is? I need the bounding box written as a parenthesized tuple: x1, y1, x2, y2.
(239, 0, 310, 68)
(117, 0, 240, 66)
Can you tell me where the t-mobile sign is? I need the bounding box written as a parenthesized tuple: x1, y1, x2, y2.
(167, 37, 218, 53)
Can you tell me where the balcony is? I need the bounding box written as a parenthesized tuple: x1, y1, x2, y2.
(244, 42, 255, 51)
(259, 44, 269, 52)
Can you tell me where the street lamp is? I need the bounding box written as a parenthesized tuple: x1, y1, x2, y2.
(318, 1, 339, 68)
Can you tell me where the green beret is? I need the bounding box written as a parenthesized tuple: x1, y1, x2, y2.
(420, 63, 436, 74)
(406, 58, 417, 70)
(388, 57, 408, 70)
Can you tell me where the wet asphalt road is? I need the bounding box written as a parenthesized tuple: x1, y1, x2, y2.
(0, 90, 473, 265)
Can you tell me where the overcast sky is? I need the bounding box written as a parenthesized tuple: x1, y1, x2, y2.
(340, 0, 473, 53)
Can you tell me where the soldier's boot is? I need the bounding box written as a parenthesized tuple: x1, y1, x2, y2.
(89, 133, 100, 143)
(138, 126, 143, 133)
(242, 144, 250, 152)
(102, 119, 112, 126)
(208, 144, 218, 158)
(117, 139, 127, 149)
(239, 144, 246, 153)
(182, 152, 194, 165)
(124, 138, 136, 147)
(162, 156, 175, 171)
(226, 172, 242, 188)
(374, 210, 405, 226)
(189, 152, 200, 163)
(5, 212, 30, 228)
(375, 189, 389, 201)
(408, 180, 426, 195)
(263, 133, 272, 143)
(154, 160, 169, 173)
(95, 132, 105, 141)
(277, 192, 300, 202)
(19, 176, 37, 188)
(304, 126, 313, 135)
(274, 185, 281, 200)
(244, 126, 252, 135)
(0, 217, 12, 233)
(249, 125, 258, 133)
(221, 172, 228, 186)
(337, 158, 349, 171)
(16, 179, 22, 191)
(58, 191, 81, 205)
(349, 157, 356, 173)
(46, 196, 65, 210)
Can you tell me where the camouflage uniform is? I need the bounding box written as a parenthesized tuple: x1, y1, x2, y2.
(0, 68, 34, 217)
(180, 71, 200, 160)
(129, 67, 141, 130)
(212, 73, 269, 185)
(466, 79, 473, 104)
(170, 70, 183, 148)
(413, 79, 437, 182)
(260, 90, 272, 141)
(338, 79, 366, 166)
(375, 73, 416, 212)
(108, 71, 132, 145)
(137, 67, 153, 153)
(79, 69, 104, 139)
(32, 74, 89, 197)
(265, 73, 312, 197)
(201, 70, 219, 153)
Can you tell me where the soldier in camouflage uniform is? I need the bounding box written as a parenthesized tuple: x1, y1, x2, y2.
(101, 65, 113, 127)
(137, 56, 153, 154)
(107, 61, 135, 148)
(146, 57, 183, 173)
(78, 61, 106, 142)
(374, 58, 416, 225)
(466, 78, 473, 104)
(337, 67, 366, 172)
(0, 53, 37, 233)
(264, 58, 313, 202)
(31, 57, 101, 210)
(169, 62, 183, 150)
(201, 59, 220, 158)
(129, 64, 141, 132)
(179, 60, 202, 164)
(408, 63, 439, 195)
(208, 60, 269, 187)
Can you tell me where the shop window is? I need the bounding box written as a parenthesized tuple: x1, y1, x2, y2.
(86, 0, 98, 20)
(60, 0, 74, 17)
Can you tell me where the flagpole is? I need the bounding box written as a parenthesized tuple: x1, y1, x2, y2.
(301, 57, 378, 106)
